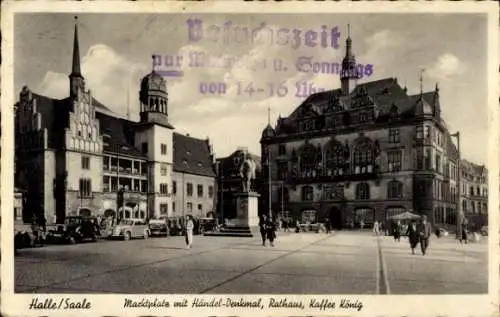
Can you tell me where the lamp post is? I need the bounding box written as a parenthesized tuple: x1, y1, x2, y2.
(450, 132, 462, 239)
(268, 148, 272, 219)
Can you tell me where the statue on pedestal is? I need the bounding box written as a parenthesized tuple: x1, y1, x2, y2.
(239, 153, 256, 193)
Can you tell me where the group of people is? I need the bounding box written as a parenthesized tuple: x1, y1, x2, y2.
(259, 215, 277, 247)
(373, 215, 433, 255)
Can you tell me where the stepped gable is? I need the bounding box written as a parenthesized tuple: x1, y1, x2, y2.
(17, 90, 114, 148)
(173, 132, 216, 177)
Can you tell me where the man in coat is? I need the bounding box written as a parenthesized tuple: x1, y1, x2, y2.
(417, 215, 432, 255)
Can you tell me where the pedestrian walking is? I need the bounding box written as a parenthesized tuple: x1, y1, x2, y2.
(393, 220, 402, 242)
(266, 217, 277, 247)
(295, 219, 301, 233)
(360, 220, 365, 229)
(373, 220, 380, 236)
(406, 221, 419, 255)
(259, 215, 268, 246)
(417, 215, 432, 255)
(283, 218, 289, 232)
(325, 218, 331, 234)
(184, 215, 194, 248)
(460, 219, 469, 244)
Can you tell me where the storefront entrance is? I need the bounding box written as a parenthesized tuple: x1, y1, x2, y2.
(329, 207, 343, 230)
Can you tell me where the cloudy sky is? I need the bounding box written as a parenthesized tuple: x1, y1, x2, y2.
(14, 13, 488, 164)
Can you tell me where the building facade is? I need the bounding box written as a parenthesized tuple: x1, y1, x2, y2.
(171, 132, 217, 219)
(460, 159, 488, 228)
(260, 32, 468, 229)
(14, 18, 215, 224)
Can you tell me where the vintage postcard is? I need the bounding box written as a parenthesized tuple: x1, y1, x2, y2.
(1, 1, 499, 316)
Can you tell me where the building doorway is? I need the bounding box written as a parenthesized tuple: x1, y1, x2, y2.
(329, 207, 342, 230)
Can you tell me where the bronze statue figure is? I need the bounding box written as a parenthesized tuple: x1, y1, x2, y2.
(239, 153, 256, 192)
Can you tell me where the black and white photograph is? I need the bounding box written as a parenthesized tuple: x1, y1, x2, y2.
(1, 1, 498, 316)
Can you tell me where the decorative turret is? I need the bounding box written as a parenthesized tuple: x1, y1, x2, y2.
(340, 24, 360, 96)
(261, 105, 275, 139)
(139, 56, 171, 126)
(69, 16, 85, 99)
(262, 124, 275, 139)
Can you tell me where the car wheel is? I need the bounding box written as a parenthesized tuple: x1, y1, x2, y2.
(124, 232, 131, 241)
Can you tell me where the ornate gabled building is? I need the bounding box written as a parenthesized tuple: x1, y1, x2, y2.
(14, 17, 216, 224)
(260, 31, 464, 229)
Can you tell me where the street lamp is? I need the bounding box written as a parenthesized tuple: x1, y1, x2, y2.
(450, 132, 462, 239)
(268, 148, 272, 219)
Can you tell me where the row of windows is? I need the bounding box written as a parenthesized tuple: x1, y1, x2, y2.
(278, 149, 401, 180)
(462, 184, 488, 197)
(277, 129, 400, 156)
(156, 202, 209, 215)
(300, 181, 404, 201)
(462, 200, 488, 215)
(141, 142, 168, 155)
(173, 181, 214, 198)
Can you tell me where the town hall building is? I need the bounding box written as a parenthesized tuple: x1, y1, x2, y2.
(14, 18, 216, 224)
(259, 30, 478, 229)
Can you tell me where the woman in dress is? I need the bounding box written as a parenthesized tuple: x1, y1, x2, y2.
(406, 221, 419, 255)
(393, 220, 402, 242)
(266, 217, 277, 247)
(185, 215, 194, 248)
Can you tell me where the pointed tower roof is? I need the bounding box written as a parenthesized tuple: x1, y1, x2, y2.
(262, 105, 275, 138)
(70, 16, 82, 78)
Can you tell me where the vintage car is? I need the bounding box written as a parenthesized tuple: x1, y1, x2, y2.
(148, 218, 169, 237)
(479, 226, 488, 236)
(198, 217, 217, 234)
(46, 216, 100, 244)
(111, 218, 150, 240)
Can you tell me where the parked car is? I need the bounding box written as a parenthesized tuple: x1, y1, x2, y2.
(148, 218, 169, 237)
(198, 218, 217, 234)
(46, 216, 100, 244)
(111, 218, 150, 240)
(14, 224, 43, 249)
(435, 227, 449, 238)
(480, 226, 488, 236)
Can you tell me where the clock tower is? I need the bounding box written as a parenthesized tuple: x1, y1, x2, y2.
(139, 58, 170, 127)
(135, 59, 174, 219)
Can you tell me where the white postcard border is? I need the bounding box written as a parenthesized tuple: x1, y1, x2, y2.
(1, 1, 499, 317)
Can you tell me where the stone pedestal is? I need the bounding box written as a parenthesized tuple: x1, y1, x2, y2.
(231, 192, 260, 227)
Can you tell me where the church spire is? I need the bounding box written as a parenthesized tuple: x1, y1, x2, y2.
(345, 23, 353, 58)
(71, 16, 82, 78)
(340, 24, 359, 97)
(69, 16, 85, 99)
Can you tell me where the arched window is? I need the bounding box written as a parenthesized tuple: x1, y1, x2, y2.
(300, 144, 319, 178)
(387, 180, 403, 199)
(301, 186, 314, 201)
(353, 138, 374, 174)
(325, 140, 348, 176)
(355, 182, 370, 200)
